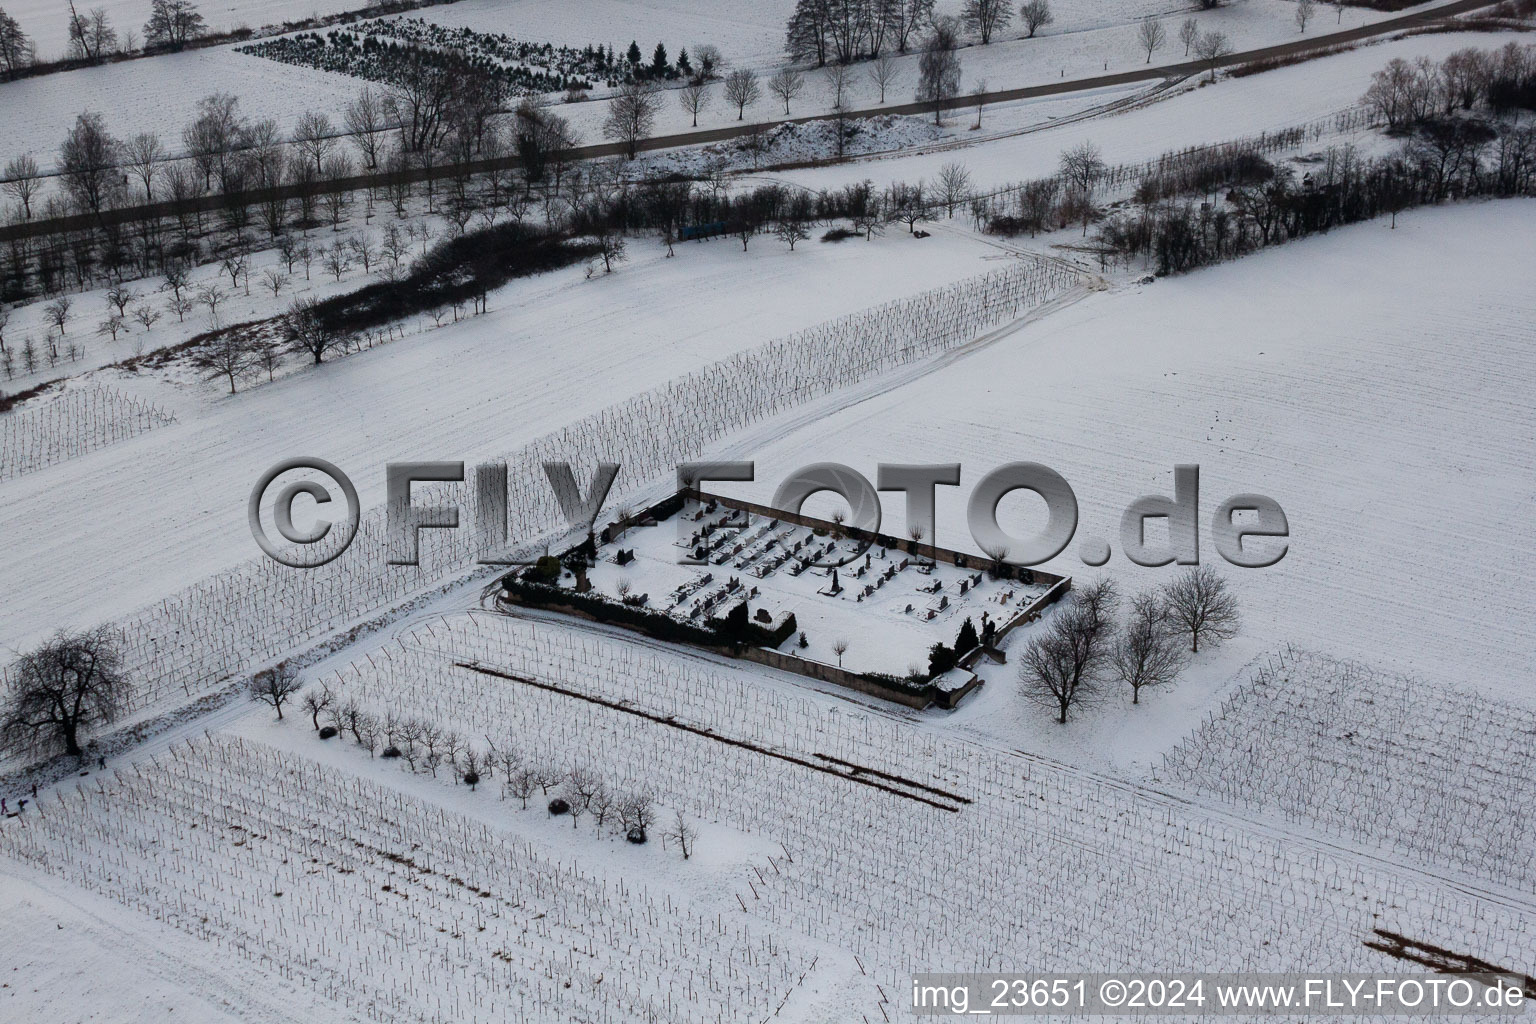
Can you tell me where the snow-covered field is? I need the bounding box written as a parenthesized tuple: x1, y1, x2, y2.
(715, 200, 1536, 704)
(0, 0, 1435, 174)
(0, 228, 1011, 654)
(768, 30, 1514, 194)
(6, 0, 372, 58)
(4, 9, 1536, 1020)
(4, 609, 1534, 1021)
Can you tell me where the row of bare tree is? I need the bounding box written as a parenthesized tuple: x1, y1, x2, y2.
(251, 672, 696, 855)
(1020, 567, 1239, 723)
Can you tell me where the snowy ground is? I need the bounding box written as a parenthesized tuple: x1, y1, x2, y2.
(6, 0, 382, 59)
(714, 199, 1536, 709)
(766, 30, 1520, 194)
(3, 15, 1536, 1021)
(4, 600, 1534, 1023)
(0, 866, 334, 1023)
(8, 28, 1517, 394)
(0, 228, 1004, 653)
(0, 0, 1454, 176)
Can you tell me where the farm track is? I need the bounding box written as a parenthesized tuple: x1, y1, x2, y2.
(743, 74, 1191, 177)
(0, 0, 1499, 244)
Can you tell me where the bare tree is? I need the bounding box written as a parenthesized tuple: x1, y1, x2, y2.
(596, 231, 627, 273)
(220, 252, 248, 292)
(249, 664, 301, 719)
(343, 86, 388, 170)
(776, 219, 810, 250)
(962, 0, 1012, 44)
(459, 747, 484, 788)
(166, 292, 195, 323)
(132, 305, 162, 332)
(936, 161, 972, 216)
(1077, 577, 1120, 632)
(831, 638, 850, 667)
(678, 80, 711, 127)
(664, 809, 697, 859)
(588, 783, 615, 830)
(1137, 19, 1166, 63)
(67, 3, 117, 62)
(1, 627, 130, 758)
(869, 54, 899, 103)
(890, 179, 928, 231)
(1019, 582, 1117, 723)
(1163, 565, 1240, 653)
(1295, 0, 1316, 33)
(768, 66, 805, 115)
(603, 81, 659, 159)
(44, 297, 72, 335)
(692, 43, 723, 80)
(916, 18, 962, 125)
(0, 9, 35, 80)
(260, 268, 289, 297)
(104, 285, 136, 319)
(1179, 17, 1199, 57)
(2, 155, 41, 219)
(891, 0, 937, 53)
(508, 766, 538, 808)
(1059, 140, 1106, 234)
(822, 62, 851, 110)
(619, 792, 655, 839)
(563, 767, 601, 829)
(724, 68, 761, 120)
(250, 336, 282, 381)
(322, 240, 351, 281)
(144, 0, 204, 51)
(486, 739, 521, 797)
(183, 92, 247, 192)
(293, 110, 335, 177)
(301, 684, 335, 731)
(195, 331, 255, 394)
(1018, 0, 1053, 38)
(59, 112, 121, 221)
(321, 153, 353, 228)
(195, 282, 227, 327)
(1112, 592, 1185, 703)
(355, 712, 380, 756)
(347, 233, 379, 275)
(381, 224, 412, 274)
(282, 295, 340, 364)
(161, 265, 189, 305)
(96, 315, 126, 342)
(1193, 30, 1232, 82)
(124, 132, 165, 203)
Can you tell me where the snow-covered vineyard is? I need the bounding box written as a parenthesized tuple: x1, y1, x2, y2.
(3, 0, 1536, 1019)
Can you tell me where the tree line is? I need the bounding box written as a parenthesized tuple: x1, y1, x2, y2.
(1093, 43, 1536, 275)
(784, 0, 1063, 65)
(1021, 567, 1240, 723)
(0, 0, 205, 78)
(250, 669, 697, 855)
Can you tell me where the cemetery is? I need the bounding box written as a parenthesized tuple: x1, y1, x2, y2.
(497, 489, 1071, 707)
